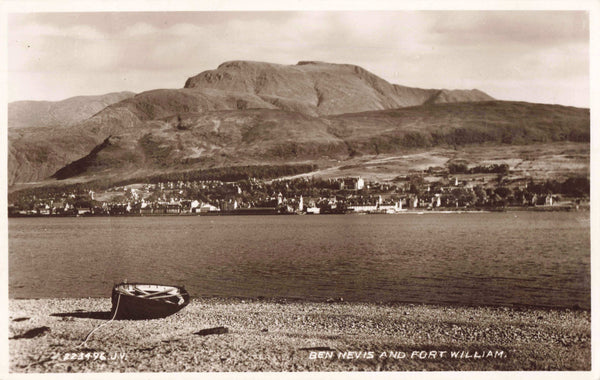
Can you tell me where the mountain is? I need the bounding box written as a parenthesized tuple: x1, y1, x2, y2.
(8, 91, 136, 129)
(7, 61, 588, 188)
(184, 61, 494, 116)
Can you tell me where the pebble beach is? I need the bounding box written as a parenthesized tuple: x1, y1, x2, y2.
(8, 297, 590, 372)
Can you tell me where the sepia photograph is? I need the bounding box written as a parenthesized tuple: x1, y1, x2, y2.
(2, 1, 595, 376)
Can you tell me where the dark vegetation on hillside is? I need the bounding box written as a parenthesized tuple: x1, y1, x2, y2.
(51, 136, 114, 180)
(448, 163, 510, 175)
(526, 176, 590, 198)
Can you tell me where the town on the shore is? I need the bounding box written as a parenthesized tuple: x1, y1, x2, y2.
(8, 163, 589, 217)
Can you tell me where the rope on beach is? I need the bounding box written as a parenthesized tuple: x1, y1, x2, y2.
(78, 292, 121, 347)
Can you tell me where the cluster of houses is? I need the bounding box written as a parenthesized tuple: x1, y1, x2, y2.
(9, 174, 565, 217)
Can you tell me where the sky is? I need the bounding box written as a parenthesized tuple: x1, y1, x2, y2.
(6, 10, 591, 108)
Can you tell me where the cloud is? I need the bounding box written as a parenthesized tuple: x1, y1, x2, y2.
(122, 22, 160, 38)
(9, 35, 120, 72)
(6, 11, 590, 107)
(166, 22, 206, 36)
(13, 22, 105, 40)
(8, 20, 115, 73)
(429, 11, 588, 46)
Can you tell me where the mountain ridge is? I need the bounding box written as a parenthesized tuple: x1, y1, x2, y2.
(8, 91, 136, 129)
(7, 60, 588, 188)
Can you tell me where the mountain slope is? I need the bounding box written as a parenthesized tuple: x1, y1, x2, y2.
(424, 89, 494, 105)
(8, 91, 135, 129)
(34, 101, 588, 184)
(326, 101, 589, 153)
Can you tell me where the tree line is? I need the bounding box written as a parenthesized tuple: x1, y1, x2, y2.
(447, 163, 510, 175)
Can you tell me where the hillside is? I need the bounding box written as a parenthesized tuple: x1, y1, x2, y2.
(15, 101, 586, 187)
(326, 101, 589, 154)
(8, 91, 135, 129)
(6, 60, 588, 188)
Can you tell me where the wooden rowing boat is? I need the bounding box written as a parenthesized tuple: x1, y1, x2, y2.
(111, 282, 190, 320)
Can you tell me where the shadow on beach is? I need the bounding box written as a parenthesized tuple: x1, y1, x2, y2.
(51, 311, 112, 320)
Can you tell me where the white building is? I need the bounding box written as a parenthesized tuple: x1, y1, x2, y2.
(196, 202, 219, 213)
(349, 205, 378, 213)
(378, 201, 404, 214)
(356, 177, 365, 190)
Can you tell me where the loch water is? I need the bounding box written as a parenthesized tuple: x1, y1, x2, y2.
(9, 212, 590, 309)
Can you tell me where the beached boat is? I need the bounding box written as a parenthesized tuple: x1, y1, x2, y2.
(111, 283, 190, 320)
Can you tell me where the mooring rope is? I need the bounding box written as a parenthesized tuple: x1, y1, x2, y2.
(78, 292, 122, 347)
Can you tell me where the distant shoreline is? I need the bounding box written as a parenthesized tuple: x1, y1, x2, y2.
(8, 205, 587, 218)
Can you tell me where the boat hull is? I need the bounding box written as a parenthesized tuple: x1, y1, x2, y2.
(111, 283, 190, 320)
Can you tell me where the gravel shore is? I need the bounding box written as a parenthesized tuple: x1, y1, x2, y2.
(8, 297, 590, 372)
